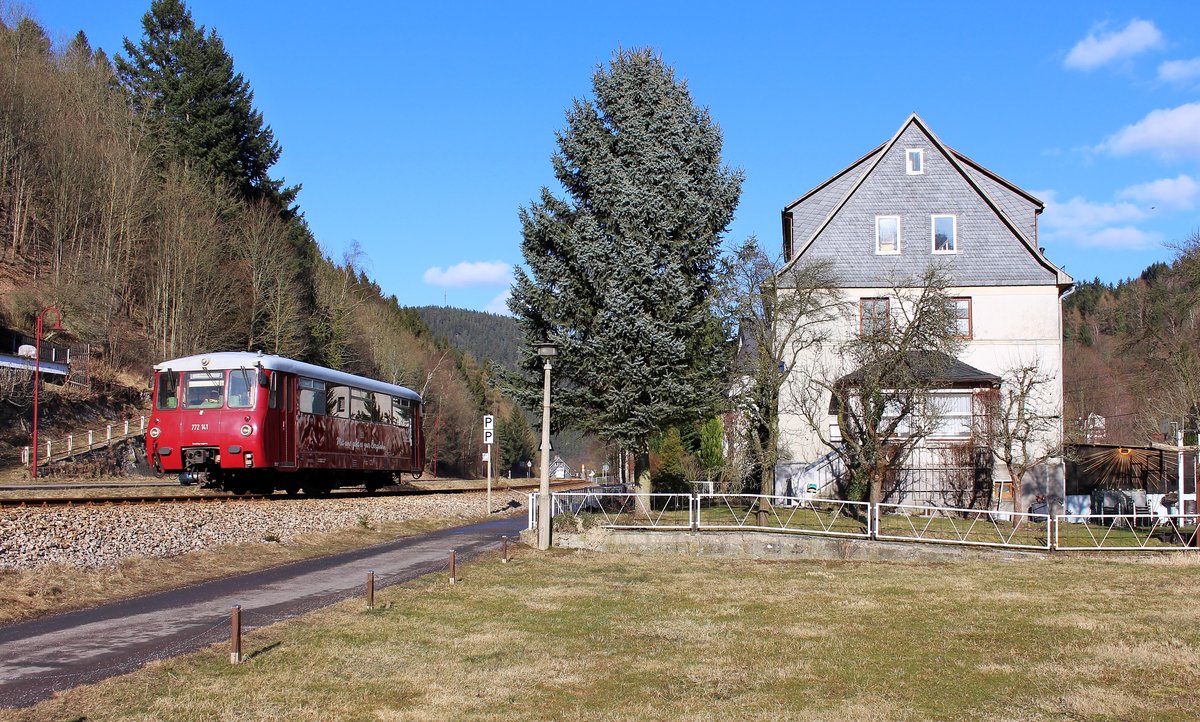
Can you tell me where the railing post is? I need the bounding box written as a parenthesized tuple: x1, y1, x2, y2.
(869, 502, 877, 540)
(230, 605, 242, 664)
(690, 494, 699, 532)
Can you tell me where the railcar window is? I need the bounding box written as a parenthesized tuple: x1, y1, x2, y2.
(394, 397, 413, 442)
(350, 388, 379, 421)
(229, 368, 256, 409)
(182, 371, 225, 409)
(372, 392, 393, 423)
(298, 377, 327, 415)
(326, 384, 349, 418)
(155, 371, 179, 410)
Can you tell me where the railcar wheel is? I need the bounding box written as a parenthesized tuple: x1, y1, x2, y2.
(284, 484, 299, 496)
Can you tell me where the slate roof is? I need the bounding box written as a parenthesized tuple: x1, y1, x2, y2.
(780, 114, 1073, 290)
(836, 350, 1001, 389)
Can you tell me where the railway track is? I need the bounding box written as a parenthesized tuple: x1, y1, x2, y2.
(0, 478, 592, 508)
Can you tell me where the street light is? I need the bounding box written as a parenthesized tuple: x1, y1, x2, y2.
(31, 306, 63, 480)
(535, 342, 557, 550)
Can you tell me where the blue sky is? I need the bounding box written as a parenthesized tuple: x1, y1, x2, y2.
(26, 1, 1200, 312)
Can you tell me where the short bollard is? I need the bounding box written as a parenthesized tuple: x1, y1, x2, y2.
(230, 605, 242, 665)
(367, 570, 375, 609)
(449, 550, 456, 585)
(501, 536, 509, 564)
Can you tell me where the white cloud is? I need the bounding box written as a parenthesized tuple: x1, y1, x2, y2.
(423, 260, 512, 288)
(1117, 174, 1200, 210)
(1034, 189, 1161, 250)
(1037, 190, 1147, 231)
(1065, 19, 1164, 70)
(1083, 226, 1163, 250)
(1158, 57, 1200, 84)
(485, 289, 512, 316)
(1100, 103, 1200, 160)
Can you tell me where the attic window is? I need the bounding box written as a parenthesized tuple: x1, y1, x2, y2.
(876, 216, 900, 254)
(932, 215, 957, 253)
(906, 149, 924, 175)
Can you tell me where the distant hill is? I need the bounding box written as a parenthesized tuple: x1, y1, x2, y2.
(412, 307, 522, 371)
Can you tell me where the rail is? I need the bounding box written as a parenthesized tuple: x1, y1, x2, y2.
(695, 494, 871, 538)
(21, 416, 147, 469)
(529, 492, 1195, 554)
(874, 502, 1052, 550)
(1054, 513, 1199, 551)
(548, 491, 693, 531)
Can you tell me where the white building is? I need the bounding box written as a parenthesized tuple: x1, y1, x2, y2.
(776, 115, 1073, 510)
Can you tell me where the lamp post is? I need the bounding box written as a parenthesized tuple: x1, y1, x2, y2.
(535, 342, 557, 550)
(31, 305, 63, 480)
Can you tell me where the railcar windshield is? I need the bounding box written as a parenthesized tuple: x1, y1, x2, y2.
(228, 368, 257, 409)
(182, 370, 225, 409)
(155, 370, 180, 410)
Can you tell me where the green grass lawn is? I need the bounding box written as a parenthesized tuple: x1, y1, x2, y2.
(9, 548, 1200, 721)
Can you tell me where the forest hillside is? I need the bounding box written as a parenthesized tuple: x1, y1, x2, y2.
(0, 8, 538, 477)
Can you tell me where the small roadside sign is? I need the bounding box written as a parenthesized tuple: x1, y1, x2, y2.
(483, 414, 495, 431)
(483, 428, 495, 445)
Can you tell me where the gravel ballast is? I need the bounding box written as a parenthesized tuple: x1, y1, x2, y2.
(0, 491, 526, 569)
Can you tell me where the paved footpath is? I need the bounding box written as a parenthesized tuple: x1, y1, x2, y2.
(0, 514, 526, 708)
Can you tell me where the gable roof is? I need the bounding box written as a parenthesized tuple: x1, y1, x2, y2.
(781, 114, 1072, 288)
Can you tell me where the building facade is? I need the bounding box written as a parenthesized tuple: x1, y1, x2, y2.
(776, 115, 1073, 510)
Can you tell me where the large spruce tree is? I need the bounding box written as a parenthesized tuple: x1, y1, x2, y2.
(116, 0, 294, 207)
(509, 48, 742, 487)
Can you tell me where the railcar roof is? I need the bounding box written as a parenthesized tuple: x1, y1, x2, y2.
(153, 352, 421, 402)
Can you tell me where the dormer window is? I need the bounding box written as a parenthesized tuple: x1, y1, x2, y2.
(906, 149, 924, 175)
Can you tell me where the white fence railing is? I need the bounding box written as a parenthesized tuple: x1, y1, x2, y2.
(21, 416, 148, 469)
(696, 494, 871, 539)
(533, 491, 1200, 554)
(1054, 514, 1199, 551)
(548, 492, 693, 530)
(875, 502, 1052, 550)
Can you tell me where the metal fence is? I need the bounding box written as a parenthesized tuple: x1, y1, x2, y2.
(532, 491, 1199, 554)
(696, 494, 871, 539)
(545, 491, 693, 531)
(875, 502, 1051, 550)
(1054, 514, 1200, 551)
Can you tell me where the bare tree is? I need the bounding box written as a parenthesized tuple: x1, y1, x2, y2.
(792, 268, 963, 505)
(975, 359, 1062, 513)
(719, 237, 847, 498)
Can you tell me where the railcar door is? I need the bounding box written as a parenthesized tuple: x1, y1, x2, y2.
(268, 371, 296, 467)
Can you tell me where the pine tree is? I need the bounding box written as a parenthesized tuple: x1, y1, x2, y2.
(115, 0, 295, 207)
(508, 48, 742, 491)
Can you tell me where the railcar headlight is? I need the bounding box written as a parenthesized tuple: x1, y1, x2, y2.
(240, 424, 253, 437)
(149, 427, 160, 439)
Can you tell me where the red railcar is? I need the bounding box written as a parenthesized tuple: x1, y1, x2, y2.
(147, 352, 424, 495)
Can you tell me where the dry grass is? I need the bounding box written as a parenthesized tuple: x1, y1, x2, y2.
(6, 548, 1200, 720)
(0, 516, 478, 624)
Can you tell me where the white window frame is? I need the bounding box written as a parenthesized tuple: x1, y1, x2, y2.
(876, 215, 901, 255)
(950, 297, 972, 339)
(906, 149, 924, 175)
(932, 214, 957, 254)
(926, 391, 974, 439)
